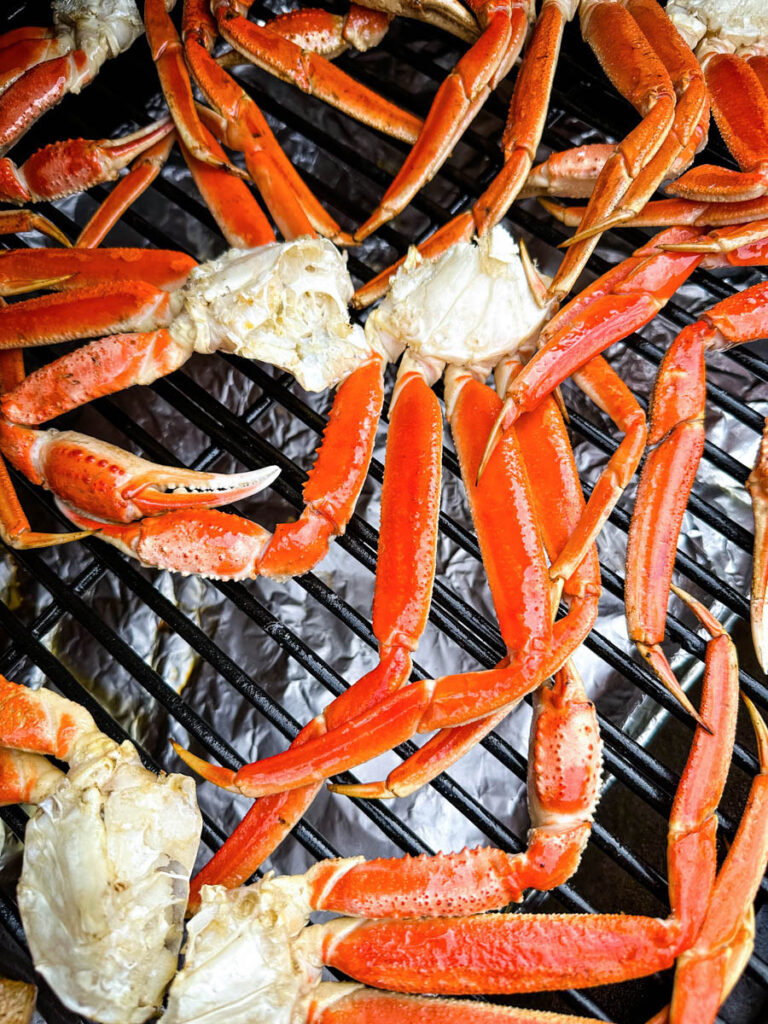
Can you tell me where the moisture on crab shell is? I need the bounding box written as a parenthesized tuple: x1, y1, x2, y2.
(666, 0, 768, 54)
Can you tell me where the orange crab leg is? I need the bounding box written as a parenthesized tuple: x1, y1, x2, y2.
(187, 361, 439, 902)
(626, 278, 768, 689)
(540, 194, 768, 229)
(76, 130, 177, 248)
(354, 0, 532, 240)
(209, 0, 422, 145)
(0, 118, 175, 205)
(353, 0, 575, 306)
(0, 52, 90, 154)
(0, 28, 65, 96)
(303, 598, 740, 996)
(667, 51, 768, 203)
(253, 4, 392, 58)
(565, 0, 709, 242)
(0, 209, 69, 246)
(0, 247, 196, 295)
(59, 356, 385, 579)
(183, 4, 347, 243)
(0, 675, 96, 759)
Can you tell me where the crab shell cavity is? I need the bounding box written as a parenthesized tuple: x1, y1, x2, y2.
(666, 0, 768, 56)
(365, 226, 550, 376)
(17, 735, 202, 1024)
(161, 876, 319, 1024)
(171, 237, 382, 393)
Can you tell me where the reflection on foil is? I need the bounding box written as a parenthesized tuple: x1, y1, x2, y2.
(0, 9, 764, 938)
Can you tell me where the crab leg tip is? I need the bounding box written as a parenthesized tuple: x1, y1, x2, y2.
(742, 693, 768, 765)
(637, 641, 712, 733)
(476, 400, 513, 484)
(4, 528, 93, 550)
(171, 741, 239, 792)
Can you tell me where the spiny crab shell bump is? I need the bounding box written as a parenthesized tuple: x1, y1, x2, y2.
(18, 733, 201, 1024)
(171, 237, 394, 392)
(160, 876, 323, 1024)
(364, 227, 550, 384)
(50, 0, 143, 79)
(666, 0, 768, 57)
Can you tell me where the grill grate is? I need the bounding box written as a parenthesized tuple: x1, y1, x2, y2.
(1, 3, 767, 1022)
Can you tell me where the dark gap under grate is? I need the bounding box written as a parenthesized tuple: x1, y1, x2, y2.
(1, 3, 767, 1023)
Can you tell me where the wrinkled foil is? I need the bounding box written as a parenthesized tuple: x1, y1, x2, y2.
(0, 5, 765, 1021)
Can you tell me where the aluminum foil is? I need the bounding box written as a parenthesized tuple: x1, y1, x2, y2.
(0, 5, 766, 1021)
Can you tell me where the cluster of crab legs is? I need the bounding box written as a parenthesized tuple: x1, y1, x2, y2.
(2, 0, 768, 1020)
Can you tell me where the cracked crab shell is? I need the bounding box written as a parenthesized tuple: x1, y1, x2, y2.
(17, 736, 202, 1024)
(161, 876, 319, 1024)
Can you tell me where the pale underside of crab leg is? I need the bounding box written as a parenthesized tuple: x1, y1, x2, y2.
(354, 0, 532, 241)
(352, 0, 573, 309)
(185, 360, 441, 903)
(0, 747, 64, 806)
(667, 52, 768, 203)
(539, 194, 768, 230)
(208, 0, 423, 145)
(0, 118, 174, 206)
(626, 278, 768, 684)
(305, 619, 740, 995)
(61, 355, 385, 580)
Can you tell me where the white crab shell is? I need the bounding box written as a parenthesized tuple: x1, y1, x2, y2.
(365, 226, 549, 380)
(17, 733, 201, 1024)
(160, 876, 320, 1024)
(666, 0, 768, 57)
(170, 238, 389, 393)
(52, 0, 143, 77)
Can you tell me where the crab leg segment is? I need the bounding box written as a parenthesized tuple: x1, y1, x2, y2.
(183, 5, 347, 243)
(260, 5, 393, 57)
(0, 118, 174, 205)
(0, 420, 279, 526)
(0, 675, 96, 760)
(305, 603, 737, 994)
(626, 279, 768, 685)
(667, 50, 768, 203)
(354, 0, 533, 240)
(0, 247, 196, 296)
(307, 984, 600, 1024)
(0, 748, 64, 806)
(540, 194, 768, 230)
(60, 357, 385, 580)
(209, 0, 423, 144)
(185, 361, 439, 899)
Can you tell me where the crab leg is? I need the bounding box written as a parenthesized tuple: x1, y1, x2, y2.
(0, 209, 70, 247)
(208, 0, 422, 144)
(181, 376, 599, 796)
(354, 0, 533, 240)
(539, 194, 768, 230)
(183, 2, 349, 243)
(58, 355, 385, 579)
(186, 360, 440, 902)
(353, 0, 575, 306)
(0, 27, 67, 96)
(0, 118, 174, 205)
(301, 601, 740, 992)
(0, 247, 196, 296)
(626, 278, 768, 688)
(0, 748, 64, 806)
(564, 0, 709, 243)
(238, 4, 393, 59)
(0, 349, 89, 550)
(667, 49, 768, 203)
(75, 129, 177, 248)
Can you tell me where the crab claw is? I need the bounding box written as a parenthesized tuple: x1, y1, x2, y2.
(0, 420, 279, 524)
(60, 507, 275, 580)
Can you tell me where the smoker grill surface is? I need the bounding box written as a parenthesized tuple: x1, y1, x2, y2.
(0, 3, 767, 1022)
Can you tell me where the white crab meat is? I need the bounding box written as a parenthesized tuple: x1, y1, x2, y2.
(160, 876, 320, 1024)
(667, 1, 768, 57)
(170, 238, 389, 393)
(17, 733, 201, 1024)
(365, 226, 549, 381)
(52, 1, 143, 81)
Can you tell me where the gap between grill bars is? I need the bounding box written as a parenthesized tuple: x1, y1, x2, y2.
(1, 3, 767, 1023)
